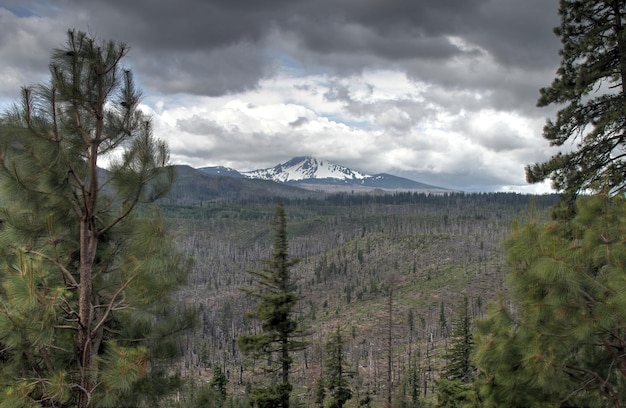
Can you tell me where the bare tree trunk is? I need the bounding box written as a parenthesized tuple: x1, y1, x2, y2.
(282, 338, 290, 408)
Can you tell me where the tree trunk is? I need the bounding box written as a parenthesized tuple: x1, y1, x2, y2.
(78, 218, 95, 408)
(282, 337, 290, 408)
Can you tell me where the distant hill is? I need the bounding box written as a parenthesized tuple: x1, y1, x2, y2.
(161, 165, 316, 205)
(289, 172, 449, 193)
(197, 166, 245, 178)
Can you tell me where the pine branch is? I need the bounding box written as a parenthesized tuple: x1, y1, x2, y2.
(24, 249, 78, 288)
(91, 273, 137, 337)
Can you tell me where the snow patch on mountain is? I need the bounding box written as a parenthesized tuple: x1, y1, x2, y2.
(198, 166, 244, 178)
(243, 156, 369, 182)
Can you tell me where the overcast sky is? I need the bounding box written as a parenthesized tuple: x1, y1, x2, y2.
(0, 0, 563, 192)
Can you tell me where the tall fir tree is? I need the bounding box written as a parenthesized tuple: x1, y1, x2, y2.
(437, 296, 478, 408)
(0, 30, 193, 407)
(527, 0, 626, 199)
(442, 296, 474, 383)
(237, 203, 306, 408)
(322, 327, 353, 408)
(473, 194, 626, 407)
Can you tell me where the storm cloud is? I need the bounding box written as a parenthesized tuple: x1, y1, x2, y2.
(0, 0, 562, 192)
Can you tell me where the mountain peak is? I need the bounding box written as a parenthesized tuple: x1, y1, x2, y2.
(243, 157, 369, 182)
(198, 157, 451, 193)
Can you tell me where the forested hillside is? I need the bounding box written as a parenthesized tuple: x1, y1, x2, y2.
(162, 190, 558, 406)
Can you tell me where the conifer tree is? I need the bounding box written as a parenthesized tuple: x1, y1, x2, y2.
(314, 378, 326, 407)
(210, 365, 228, 402)
(237, 203, 306, 408)
(527, 0, 626, 198)
(322, 327, 353, 408)
(0, 29, 192, 407)
(442, 296, 474, 383)
(473, 194, 626, 407)
(477, 2, 626, 406)
(437, 297, 478, 408)
(195, 365, 229, 408)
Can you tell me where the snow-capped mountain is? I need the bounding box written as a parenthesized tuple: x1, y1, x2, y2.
(242, 156, 368, 182)
(198, 157, 451, 193)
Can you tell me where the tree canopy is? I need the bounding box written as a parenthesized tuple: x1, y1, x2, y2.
(527, 0, 626, 198)
(474, 194, 626, 407)
(0, 29, 192, 407)
(474, 4, 626, 406)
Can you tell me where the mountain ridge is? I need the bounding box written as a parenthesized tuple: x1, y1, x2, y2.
(199, 156, 450, 193)
(243, 156, 368, 182)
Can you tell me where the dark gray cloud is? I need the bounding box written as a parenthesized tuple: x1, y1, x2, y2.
(2, 0, 559, 99)
(0, 0, 564, 192)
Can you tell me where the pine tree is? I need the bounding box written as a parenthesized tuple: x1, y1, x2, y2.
(442, 296, 474, 383)
(322, 327, 353, 408)
(209, 365, 229, 406)
(473, 194, 626, 407)
(437, 296, 478, 408)
(0, 29, 192, 407)
(478, 2, 626, 404)
(527, 0, 626, 198)
(237, 203, 306, 408)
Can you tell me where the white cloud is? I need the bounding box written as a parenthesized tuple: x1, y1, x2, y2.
(133, 66, 559, 192)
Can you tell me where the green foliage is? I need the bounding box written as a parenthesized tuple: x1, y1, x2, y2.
(442, 296, 474, 382)
(210, 365, 229, 402)
(0, 29, 192, 407)
(248, 384, 293, 408)
(321, 327, 353, 408)
(435, 379, 479, 408)
(474, 194, 626, 407)
(194, 386, 225, 408)
(527, 0, 626, 198)
(314, 378, 326, 406)
(194, 368, 234, 408)
(238, 203, 306, 408)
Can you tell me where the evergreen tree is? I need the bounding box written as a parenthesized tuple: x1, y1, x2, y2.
(435, 379, 478, 408)
(314, 377, 326, 407)
(322, 327, 353, 408)
(210, 365, 229, 405)
(477, 2, 626, 405)
(473, 194, 626, 407)
(409, 360, 421, 408)
(442, 296, 474, 383)
(527, 0, 626, 198)
(437, 297, 478, 408)
(0, 30, 192, 407)
(194, 365, 229, 408)
(237, 203, 306, 408)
